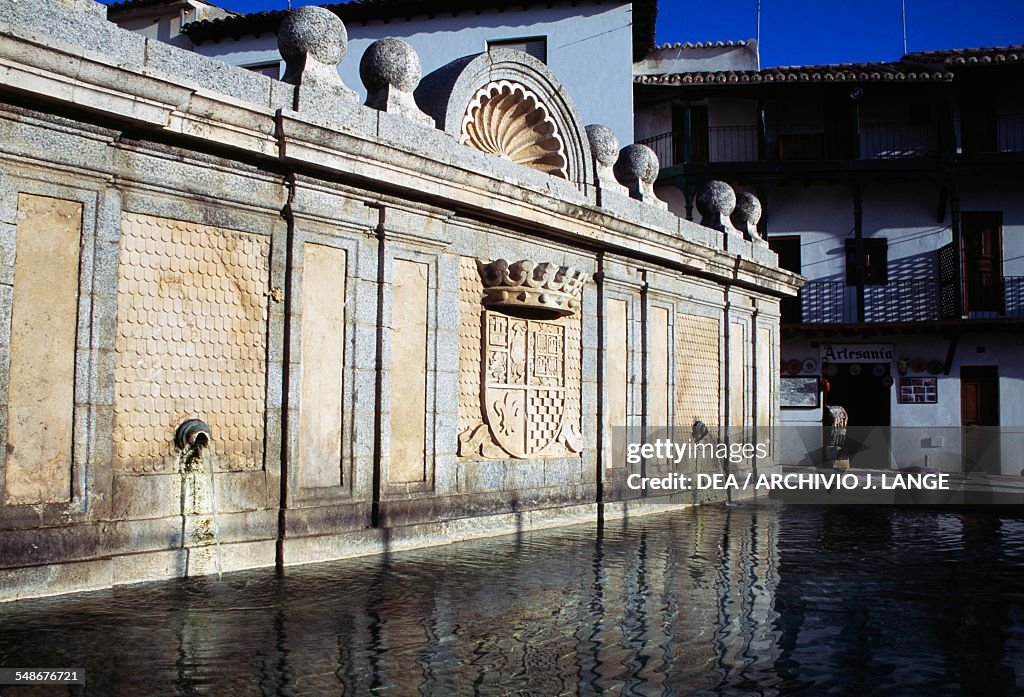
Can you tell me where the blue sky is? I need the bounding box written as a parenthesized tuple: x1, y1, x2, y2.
(106, 0, 1024, 67)
(657, 0, 1024, 67)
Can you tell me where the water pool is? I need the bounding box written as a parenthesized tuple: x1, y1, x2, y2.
(1, 502, 1021, 696)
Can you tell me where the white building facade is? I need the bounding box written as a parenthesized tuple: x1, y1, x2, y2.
(635, 44, 1024, 475)
(107, 0, 651, 146)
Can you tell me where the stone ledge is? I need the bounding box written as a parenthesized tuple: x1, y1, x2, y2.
(0, 21, 801, 299)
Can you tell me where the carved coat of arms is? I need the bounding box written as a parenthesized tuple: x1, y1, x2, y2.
(483, 314, 567, 457)
(458, 259, 585, 459)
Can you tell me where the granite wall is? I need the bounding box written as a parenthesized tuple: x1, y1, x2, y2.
(0, 0, 800, 601)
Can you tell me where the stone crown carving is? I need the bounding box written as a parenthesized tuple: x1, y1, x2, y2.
(460, 81, 568, 178)
(477, 259, 586, 317)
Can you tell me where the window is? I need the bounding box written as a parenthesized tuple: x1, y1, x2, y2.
(845, 238, 888, 285)
(769, 236, 802, 323)
(487, 37, 547, 64)
(242, 61, 282, 79)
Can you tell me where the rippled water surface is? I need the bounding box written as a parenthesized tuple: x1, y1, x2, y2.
(1, 502, 1022, 696)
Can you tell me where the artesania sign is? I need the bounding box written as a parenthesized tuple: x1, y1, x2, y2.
(819, 343, 894, 363)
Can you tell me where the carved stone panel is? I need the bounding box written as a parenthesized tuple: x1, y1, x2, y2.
(648, 305, 670, 431)
(458, 257, 583, 460)
(460, 80, 569, 178)
(389, 258, 429, 483)
(729, 321, 746, 434)
(605, 298, 628, 462)
(5, 194, 81, 505)
(482, 314, 567, 457)
(298, 244, 347, 489)
(676, 314, 721, 434)
(756, 326, 773, 441)
(113, 213, 270, 474)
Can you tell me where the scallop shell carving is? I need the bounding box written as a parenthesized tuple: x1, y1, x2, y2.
(459, 80, 568, 178)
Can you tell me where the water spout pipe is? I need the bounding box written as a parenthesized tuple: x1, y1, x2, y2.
(175, 419, 212, 452)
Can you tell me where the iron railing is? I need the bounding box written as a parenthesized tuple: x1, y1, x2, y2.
(638, 132, 675, 167)
(800, 281, 847, 323)
(1000, 276, 1024, 317)
(797, 276, 1024, 324)
(638, 115, 1023, 167)
(709, 126, 759, 162)
(863, 279, 940, 321)
(997, 115, 1024, 153)
(637, 127, 758, 166)
(860, 123, 938, 159)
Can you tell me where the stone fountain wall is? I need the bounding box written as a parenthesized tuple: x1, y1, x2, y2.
(0, 0, 800, 600)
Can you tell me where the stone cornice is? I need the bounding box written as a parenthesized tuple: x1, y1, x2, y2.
(0, 22, 801, 298)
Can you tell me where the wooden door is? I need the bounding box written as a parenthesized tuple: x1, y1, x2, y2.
(674, 104, 709, 164)
(962, 212, 1002, 314)
(961, 366, 999, 473)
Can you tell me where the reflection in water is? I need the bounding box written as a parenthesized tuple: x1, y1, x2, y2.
(0, 502, 1022, 696)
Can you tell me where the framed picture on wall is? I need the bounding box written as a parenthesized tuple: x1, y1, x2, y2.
(899, 376, 938, 404)
(781, 376, 820, 408)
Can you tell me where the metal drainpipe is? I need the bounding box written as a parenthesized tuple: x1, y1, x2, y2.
(950, 181, 963, 316)
(750, 305, 761, 480)
(594, 252, 606, 522)
(853, 184, 866, 323)
(275, 109, 295, 569)
(276, 168, 296, 569)
(722, 291, 731, 446)
(639, 269, 649, 498)
(367, 201, 386, 529)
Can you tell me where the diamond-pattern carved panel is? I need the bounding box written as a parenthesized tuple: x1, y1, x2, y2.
(113, 213, 270, 473)
(676, 314, 721, 434)
(458, 256, 484, 436)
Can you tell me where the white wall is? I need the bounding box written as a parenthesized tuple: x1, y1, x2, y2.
(768, 183, 852, 282)
(192, 3, 635, 144)
(634, 101, 670, 141)
(961, 177, 1024, 277)
(771, 176, 1024, 472)
(633, 41, 759, 75)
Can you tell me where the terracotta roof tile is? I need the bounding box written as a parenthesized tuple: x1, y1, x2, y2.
(900, 45, 1024, 66)
(654, 40, 750, 50)
(635, 61, 955, 86)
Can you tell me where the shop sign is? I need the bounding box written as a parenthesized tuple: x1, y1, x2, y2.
(819, 343, 894, 364)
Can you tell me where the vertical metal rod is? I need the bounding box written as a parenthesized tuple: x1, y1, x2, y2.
(901, 0, 908, 55)
(853, 184, 866, 323)
(368, 202, 386, 529)
(594, 253, 606, 521)
(756, 0, 761, 48)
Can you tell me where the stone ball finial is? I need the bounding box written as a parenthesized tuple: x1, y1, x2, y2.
(613, 143, 660, 187)
(695, 180, 737, 221)
(732, 192, 761, 226)
(732, 191, 766, 243)
(360, 38, 422, 93)
(611, 144, 665, 208)
(585, 124, 619, 167)
(278, 6, 348, 67)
